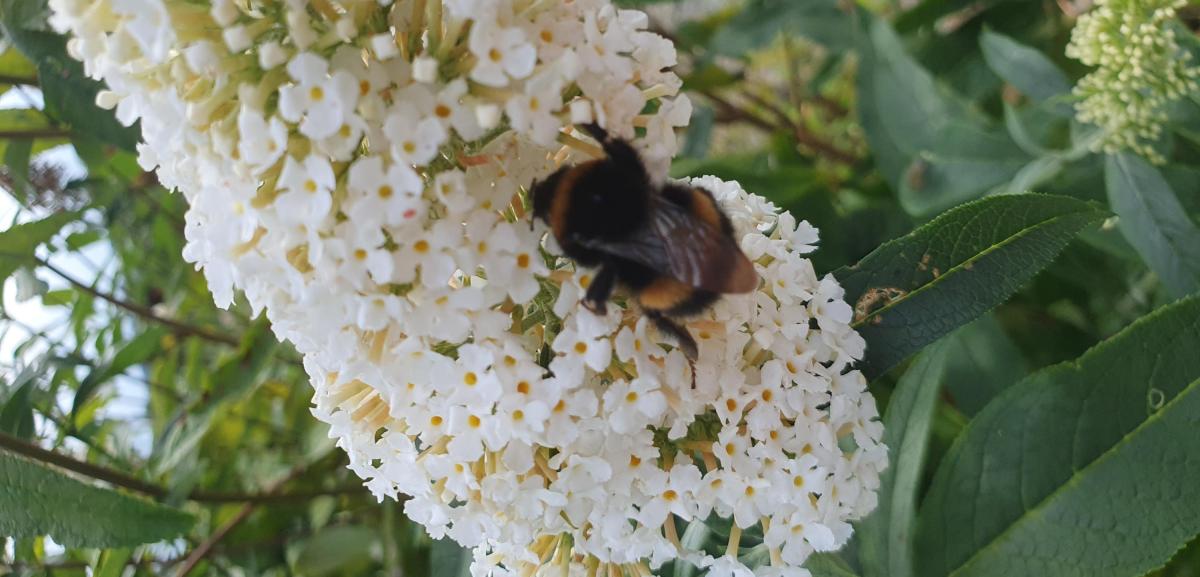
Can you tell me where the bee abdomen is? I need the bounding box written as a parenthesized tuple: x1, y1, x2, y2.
(637, 277, 719, 316)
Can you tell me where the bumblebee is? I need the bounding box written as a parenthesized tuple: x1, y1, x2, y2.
(531, 124, 759, 360)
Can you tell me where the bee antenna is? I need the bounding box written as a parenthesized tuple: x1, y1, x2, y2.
(580, 123, 607, 143)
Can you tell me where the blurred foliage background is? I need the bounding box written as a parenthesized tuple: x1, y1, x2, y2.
(1, 0, 1199, 575)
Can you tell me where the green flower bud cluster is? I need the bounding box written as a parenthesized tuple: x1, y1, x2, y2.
(1066, 0, 1199, 164)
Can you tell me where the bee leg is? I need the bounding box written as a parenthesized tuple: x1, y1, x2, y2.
(581, 265, 616, 316)
(646, 312, 699, 362)
(646, 312, 699, 388)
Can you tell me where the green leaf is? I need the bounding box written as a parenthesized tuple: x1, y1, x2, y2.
(294, 525, 379, 576)
(709, 0, 855, 57)
(941, 315, 1028, 417)
(680, 105, 714, 160)
(431, 537, 473, 577)
(0, 109, 67, 162)
(0, 46, 38, 79)
(858, 340, 952, 577)
(65, 229, 103, 250)
(978, 29, 1072, 105)
(855, 18, 1030, 215)
(807, 553, 863, 577)
(0, 4, 139, 150)
(1105, 153, 1200, 297)
(72, 328, 165, 426)
(915, 296, 1200, 577)
(0, 365, 39, 438)
(3, 135, 32, 197)
(835, 194, 1106, 380)
(0, 450, 193, 548)
(93, 549, 133, 577)
(0, 211, 76, 286)
(151, 325, 278, 474)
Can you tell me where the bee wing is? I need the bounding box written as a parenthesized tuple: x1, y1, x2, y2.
(576, 197, 759, 294)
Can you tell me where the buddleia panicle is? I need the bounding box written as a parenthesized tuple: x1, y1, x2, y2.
(48, 1, 887, 575)
(1066, 0, 1200, 164)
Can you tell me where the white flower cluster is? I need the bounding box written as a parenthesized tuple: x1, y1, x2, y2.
(48, 0, 885, 575)
(1066, 0, 1200, 163)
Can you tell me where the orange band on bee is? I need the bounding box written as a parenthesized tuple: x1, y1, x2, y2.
(689, 187, 723, 229)
(637, 277, 693, 311)
(550, 161, 595, 244)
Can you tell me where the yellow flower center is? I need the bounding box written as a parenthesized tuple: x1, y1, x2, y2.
(354, 249, 367, 261)
(625, 392, 639, 403)
(468, 415, 481, 428)
(574, 342, 588, 354)
(489, 48, 503, 62)
(413, 240, 430, 254)
(464, 372, 477, 386)
(378, 185, 394, 199)
(309, 86, 325, 101)
(304, 179, 318, 193)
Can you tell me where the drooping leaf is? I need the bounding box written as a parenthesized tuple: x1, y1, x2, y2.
(858, 340, 952, 577)
(710, 0, 856, 57)
(915, 297, 1200, 577)
(72, 327, 166, 426)
(0, 4, 139, 150)
(835, 194, 1106, 380)
(941, 315, 1028, 416)
(978, 29, 1072, 105)
(431, 537, 473, 577)
(151, 324, 279, 474)
(0, 364, 40, 439)
(855, 17, 1030, 216)
(1105, 153, 1200, 297)
(0, 211, 77, 286)
(0, 450, 193, 548)
(293, 525, 379, 576)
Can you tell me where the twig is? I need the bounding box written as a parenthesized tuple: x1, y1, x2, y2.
(0, 128, 72, 140)
(0, 74, 39, 87)
(0, 431, 367, 504)
(31, 255, 242, 347)
(174, 464, 312, 577)
(0, 430, 162, 496)
(701, 89, 859, 166)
